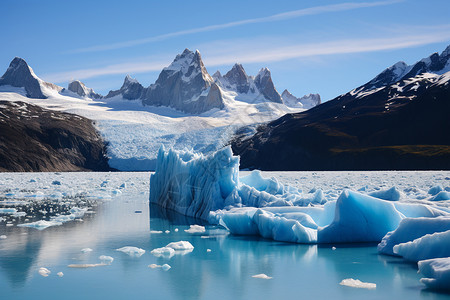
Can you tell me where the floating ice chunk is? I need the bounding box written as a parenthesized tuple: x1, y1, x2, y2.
(165, 230, 170, 234)
(318, 190, 404, 243)
(252, 274, 272, 279)
(150, 247, 175, 258)
(68, 263, 106, 268)
(57, 272, 64, 277)
(12, 211, 26, 217)
(339, 278, 376, 289)
(207, 249, 212, 252)
(378, 217, 450, 256)
(148, 263, 171, 271)
(99, 255, 114, 264)
(393, 230, 450, 261)
(418, 257, 450, 291)
(0, 217, 4, 222)
(369, 187, 402, 201)
(18, 220, 62, 230)
(38, 267, 51, 277)
(0, 235, 6, 239)
(0, 208, 17, 214)
(150, 230, 163, 234)
(431, 191, 450, 201)
(166, 241, 194, 251)
(184, 225, 206, 234)
(332, 247, 336, 250)
(81, 248, 93, 253)
(116, 246, 145, 257)
(174, 228, 179, 232)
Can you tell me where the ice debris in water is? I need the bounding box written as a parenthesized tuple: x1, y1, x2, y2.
(150, 230, 163, 234)
(99, 255, 114, 264)
(339, 278, 376, 289)
(148, 263, 171, 271)
(17, 207, 87, 230)
(418, 257, 450, 291)
(38, 267, 51, 277)
(151, 241, 194, 258)
(0, 235, 6, 239)
(116, 246, 145, 257)
(81, 248, 93, 253)
(57, 272, 64, 277)
(393, 230, 450, 261)
(252, 274, 272, 279)
(150, 147, 450, 244)
(184, 225, 206, 234)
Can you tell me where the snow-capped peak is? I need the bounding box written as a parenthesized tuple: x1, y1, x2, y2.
(124, 74, 139, 85)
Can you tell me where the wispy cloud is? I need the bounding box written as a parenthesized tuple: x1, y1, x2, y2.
(45, 27, 450, 84)
(69, 0, 403, 54)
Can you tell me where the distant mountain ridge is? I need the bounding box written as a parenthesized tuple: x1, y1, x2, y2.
(231, 44, 450, 170)
(0, 49, 321, 114)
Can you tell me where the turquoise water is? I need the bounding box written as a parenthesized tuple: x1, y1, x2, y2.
(1, 192, 449, 300)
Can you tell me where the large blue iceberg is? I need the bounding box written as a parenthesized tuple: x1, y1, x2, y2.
(150, 147, 450, 245)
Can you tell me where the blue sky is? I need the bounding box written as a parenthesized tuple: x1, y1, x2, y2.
(1, 0, 450, 101)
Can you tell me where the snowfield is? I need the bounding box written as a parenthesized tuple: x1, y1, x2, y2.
(0, 86, 303, 170)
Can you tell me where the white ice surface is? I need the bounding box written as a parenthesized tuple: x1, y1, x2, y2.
(339, 278, 376, 290)
(418, 257, 450, 291)
(116, 246, 145, 257)
(0, 87, 303, 171)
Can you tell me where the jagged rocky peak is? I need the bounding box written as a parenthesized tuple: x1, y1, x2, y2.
(281, 89, 321, 109)
(254, 67, 282, 103)
(163, 48, 212, 82)
(212, 70, 222, 80)
(0, 57, 62, 99)
(141, 48, 224, 114)
(223, 63, 250, 94)
(105, 74, 144, 100)
(68, 80, 102, 99)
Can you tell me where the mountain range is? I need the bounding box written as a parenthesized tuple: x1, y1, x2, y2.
(231, 45, 450, 170)
(0, 49, 320, 115)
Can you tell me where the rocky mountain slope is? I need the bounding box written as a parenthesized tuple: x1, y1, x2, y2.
(0, 100, 112, 172)
(231, 45, 450, 170)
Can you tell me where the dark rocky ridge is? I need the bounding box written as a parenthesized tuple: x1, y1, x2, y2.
(0, 100, 112, 172)
(231, 72, 450, 170)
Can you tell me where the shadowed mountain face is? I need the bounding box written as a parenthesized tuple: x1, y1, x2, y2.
(0, 101, 112, 172)
(231, 71, 450, 170)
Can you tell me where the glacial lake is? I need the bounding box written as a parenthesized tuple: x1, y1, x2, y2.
(1, 171, 449, 300)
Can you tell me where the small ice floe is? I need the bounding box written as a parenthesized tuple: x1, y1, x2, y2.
(339, 278, 376, 289)
(151, 247, 175, 258)
(57, 272, 64, 277)
(68, 263, 106, 268)
(252, 274, 272, 279)
(116, 246, 146, 257)
(0, 208, 17, 214)
(18, 220, 62, 230)
(174, 228, 179, 232)
(207, 249, 212, 252)
(0, 235, 7, 239)
(99, 255, 114, 264)
(81, 248, 93, 253)
(332, 247, 337, 250)
(165, 230, 170, 234)
(38, 267, 51, 277)
(418, 257, 450, 291)
(184, 225, 206, 234)
(148, 263, 171, 271)
(151, 241, 194, 258)
(150, 230, 163, 234)
(166, 241, 194, 251)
